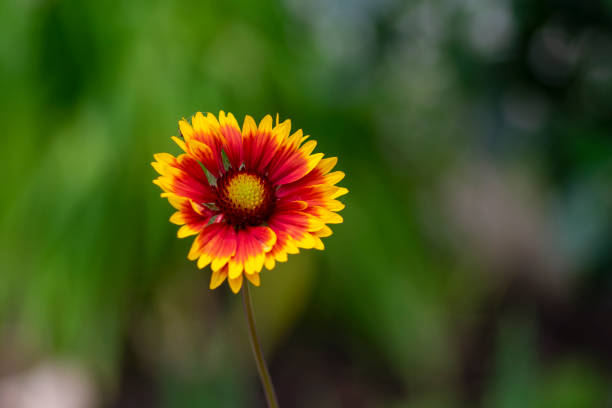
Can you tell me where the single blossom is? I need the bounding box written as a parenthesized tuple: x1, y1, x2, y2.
(152, 111, 347, 293)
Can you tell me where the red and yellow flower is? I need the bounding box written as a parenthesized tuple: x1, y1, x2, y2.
(152, 111, 347, 293)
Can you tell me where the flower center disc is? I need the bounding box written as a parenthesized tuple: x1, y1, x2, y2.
(216, 171, 275, 226)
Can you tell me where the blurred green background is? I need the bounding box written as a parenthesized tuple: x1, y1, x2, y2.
(1, 0, 612, 407)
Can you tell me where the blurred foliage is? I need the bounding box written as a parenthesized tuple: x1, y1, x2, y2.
(1, 0, 612, 407)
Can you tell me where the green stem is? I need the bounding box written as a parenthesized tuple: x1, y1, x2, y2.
(242, 283, 280, 408)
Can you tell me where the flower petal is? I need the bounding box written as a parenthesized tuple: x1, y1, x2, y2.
(245, 272, 260, 286)
(227, 226, 276, 278)
(189, 223, 237, 271)
(219, 111, 243, 169)
(210, 266, 228, 289)
(152, 153, 216, 203)
(228, 274, 243, 293)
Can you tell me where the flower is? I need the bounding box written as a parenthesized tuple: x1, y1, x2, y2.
(152, 111, 347, 293)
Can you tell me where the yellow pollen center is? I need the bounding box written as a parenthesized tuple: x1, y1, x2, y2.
(225, 173, 266, 211)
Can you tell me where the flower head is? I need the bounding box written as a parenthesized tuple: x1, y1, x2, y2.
(152, 111, 347, 293)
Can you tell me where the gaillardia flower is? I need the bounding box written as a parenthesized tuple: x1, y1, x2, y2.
(152, 111, 347, 293)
